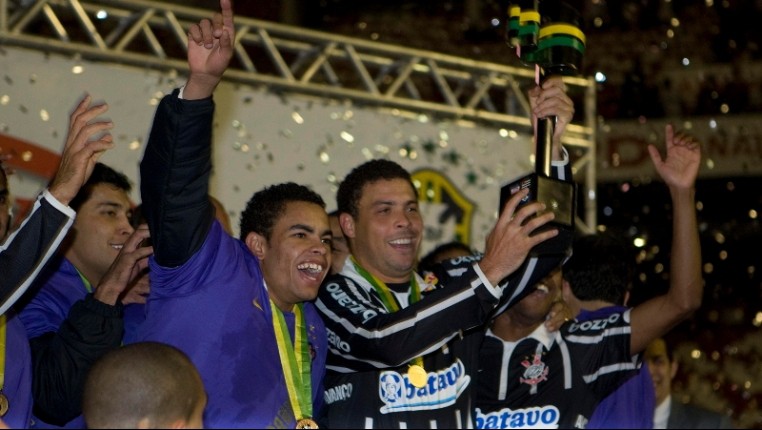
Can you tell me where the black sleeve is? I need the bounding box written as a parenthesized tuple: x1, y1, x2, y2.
(139, 89, 216, 267)
(316, 264, 499, 370)
(0, 195, 71, 314)
(29, 294, 124, 425)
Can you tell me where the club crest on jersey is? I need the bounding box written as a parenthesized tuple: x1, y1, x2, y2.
(378, 359, 470, 413)
(520, 353, 549, 387)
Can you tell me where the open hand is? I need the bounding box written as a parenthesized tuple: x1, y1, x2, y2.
(48, 95, 114, 205)
(647, 124, 701, 191)
(479, 189, 558, 285)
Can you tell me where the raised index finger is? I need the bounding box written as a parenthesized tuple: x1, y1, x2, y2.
(220, 0, 234, 29)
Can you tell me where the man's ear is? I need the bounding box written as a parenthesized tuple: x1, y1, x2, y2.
(245, 231, 267, 260)
(339, 212, 355, 239)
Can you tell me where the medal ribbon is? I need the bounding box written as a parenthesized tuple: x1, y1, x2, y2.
(75, 268, 93, 293)
(349, 256, 424, 370)
(270, 300, 312, 421)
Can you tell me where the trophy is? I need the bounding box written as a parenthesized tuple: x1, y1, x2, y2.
(500, 0, 585, 256)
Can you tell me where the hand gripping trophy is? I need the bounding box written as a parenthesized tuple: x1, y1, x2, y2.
(500, 0, 586, 256)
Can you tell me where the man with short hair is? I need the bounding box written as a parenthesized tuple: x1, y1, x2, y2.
(0, 94, 127, 429)
(0, 95, 114, 314)
(314, 75, 573, 428)
(18, 161, 150, 428)
(566, 233, 655, 429)
(132, 1, 330, 427)
(645, 337, 734, 429)
(475, 124, 704, 428)
(83, 342, 206, 429)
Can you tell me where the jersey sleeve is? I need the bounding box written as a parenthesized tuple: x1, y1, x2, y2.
(315, 263, 498, 371)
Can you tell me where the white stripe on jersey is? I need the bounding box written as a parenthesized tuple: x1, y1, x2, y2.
(556, 332, 573, 389)
(582, 359, 639, 383)
(324, 328, 461, 371)
(316, 285, 479, 342)
(564, 326, 630, 344)
(494, 257, 538, 316)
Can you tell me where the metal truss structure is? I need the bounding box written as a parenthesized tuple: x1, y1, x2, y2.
(0, 0, 597, 230)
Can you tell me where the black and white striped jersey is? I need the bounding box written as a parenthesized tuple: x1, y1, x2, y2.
(475, 309, 640, 429)
(315, 253, 562, 429)
(315, 157, 572, 428)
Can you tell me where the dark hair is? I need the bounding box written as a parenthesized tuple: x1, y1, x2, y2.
(336, 159, 416, 218)
(563, 232, 634, 305)
(239, 182, 325, 241)
(418, 241, 474, 273)
(83, 342, 204, 428)
(68, 162, 131, 211)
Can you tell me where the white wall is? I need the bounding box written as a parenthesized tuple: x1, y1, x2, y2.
(0, 46, 535, 255)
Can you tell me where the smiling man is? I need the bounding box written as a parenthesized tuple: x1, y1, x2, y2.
(131, 1, 330, 427)
(314, 101, 572, 427)
(18, 162, 149, 428)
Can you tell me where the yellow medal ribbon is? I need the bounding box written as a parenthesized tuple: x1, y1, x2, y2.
(270, 300, 313, 425)
(349, 257, 427, 388)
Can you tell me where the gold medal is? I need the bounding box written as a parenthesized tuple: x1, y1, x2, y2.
(407, 364, 428, 388)
(0, 393, 8, 417)
(296, 418, 319, 429)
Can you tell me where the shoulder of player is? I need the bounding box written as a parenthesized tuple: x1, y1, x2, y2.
(563, 310, 631, 336)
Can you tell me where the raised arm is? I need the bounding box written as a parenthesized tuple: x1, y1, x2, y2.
(630, 124, 702, 354)
(482, 77, 575, 314)
(0, 95, 114, 315)
(140, 0, 235, 267)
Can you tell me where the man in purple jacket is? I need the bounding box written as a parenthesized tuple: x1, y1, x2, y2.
(133, 1, 330, 427)
(1, 94, 132, 429)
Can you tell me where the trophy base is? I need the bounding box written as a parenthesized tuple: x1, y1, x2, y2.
(500, 173, 576, 256)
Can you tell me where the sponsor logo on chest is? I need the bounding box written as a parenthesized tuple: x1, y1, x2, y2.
(475, 406, 560, 429)
(378, 359, 470, 413)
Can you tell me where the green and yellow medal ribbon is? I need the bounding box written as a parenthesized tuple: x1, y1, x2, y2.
(75, 268, 93, 293)
(270, 300, 313, 425)
(350, 257, 427, 388)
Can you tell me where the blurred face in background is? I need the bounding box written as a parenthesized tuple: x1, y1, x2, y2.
(644, 338, 678, 407)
